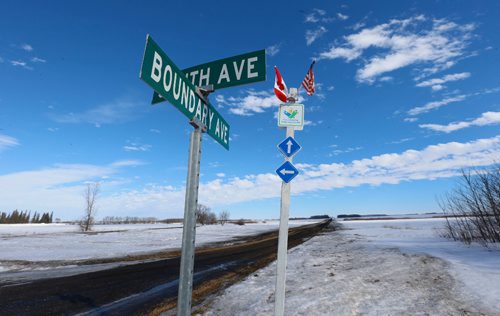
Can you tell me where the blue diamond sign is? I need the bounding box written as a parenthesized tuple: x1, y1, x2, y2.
(277, 136, 301, 158)
(276, 161, 299, 183)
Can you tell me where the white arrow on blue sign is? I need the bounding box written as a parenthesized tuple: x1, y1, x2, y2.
(277, 136, 301, 158)
(276, 161, 299, 183)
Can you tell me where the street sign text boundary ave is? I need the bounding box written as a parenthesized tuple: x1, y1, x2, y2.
(140, 35, 230, 149)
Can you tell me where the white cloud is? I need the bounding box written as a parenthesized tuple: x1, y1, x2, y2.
(31, 57, 46, 63)
(0, 160, 151, 219)
(419, 111, 500, 133)
(10, 60, 26, 67)
(388, 137, 414, 144)
(407, 86, 500, 116)
(123, 143, 152, 152)
(416, 72, 470, 90)
(404, 117, 418, 122)
(216, 90, 283, 116)
(0, 164, 115, 218)
(107, 136, 500, 209)
(304, 120, 323, 126)
(0, 134, 19, 152)
(295, 136, 500, 190)
(47, 127, 59, 132)
(149, 128, 161, 133)
(327, 86, 335, 91)
(329, 146, 363, 156)
(10, 60, 32, 70)
(216, 173, 226, 178)
(266, 44, 281, 56)
(319, 15, 475, 83)
(305, 8, 326, 23)
(21, 43, 33, 51)
(110, 160, 145, 167)
(337, 13, 349, 21)
(2, 137, 499, 219)
(407, 95, 466, 116)
(50, 99, 146, 126)
(306, 27, 327, 46)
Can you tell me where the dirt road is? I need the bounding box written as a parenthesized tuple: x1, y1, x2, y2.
(0, 220, 331, 315)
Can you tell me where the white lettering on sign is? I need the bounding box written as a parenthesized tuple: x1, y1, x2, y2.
(188, 90, 196, 113)
(181, 82, 189, 108)
(194, 100, 203, 121)
(188, 70, 199, 85)
(172, 73, 182, 100)
(199, 68, 210, 87)
(221, 123, 228, 144)
(209, 111, 215, 130)
(151, 52, 162, 83)
(247, 57, 258, 78)
(233, 60, 245, 81)
(201, 103, 208, 125)
(215, 118, 221, 138)
(163, 65, 173, 91)
(217, 64, 230, 84)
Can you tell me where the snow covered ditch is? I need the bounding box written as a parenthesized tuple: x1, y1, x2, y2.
(201, 218, 500, 315)
(0, 220, 317, 268)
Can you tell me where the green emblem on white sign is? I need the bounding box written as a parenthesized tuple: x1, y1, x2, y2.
(278, 104, 304, 129)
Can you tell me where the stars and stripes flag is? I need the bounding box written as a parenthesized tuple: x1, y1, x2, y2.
(274, 66, 288, 103)
(301, 60, 316, 96)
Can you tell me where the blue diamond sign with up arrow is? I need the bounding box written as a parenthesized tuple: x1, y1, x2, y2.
(277, 136, 301, 158)
(276, 161, 299, 183)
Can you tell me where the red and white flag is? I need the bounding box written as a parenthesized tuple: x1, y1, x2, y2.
(274, 66, 288, 102)
(301, 60, 316, 96)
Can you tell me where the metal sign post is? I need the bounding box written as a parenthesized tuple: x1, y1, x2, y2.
(274, 88, 301, 316)
(177, 121, 203, 316)
(139, 35, 267, 315)
(274, 127, 294, 316)
(177, 88, 210, 316)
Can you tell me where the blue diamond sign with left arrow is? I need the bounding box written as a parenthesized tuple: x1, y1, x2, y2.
(277, 136, 301, 158)
(276, 161, 299, 183)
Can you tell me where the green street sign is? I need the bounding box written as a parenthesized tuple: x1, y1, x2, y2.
(140, 35, 230, 150)
(152, 49, 266, 104)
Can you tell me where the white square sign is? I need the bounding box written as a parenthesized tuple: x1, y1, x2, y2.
(278, 104, 304, 129)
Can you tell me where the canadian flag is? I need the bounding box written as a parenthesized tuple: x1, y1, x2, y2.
(274, 66, 288, 103)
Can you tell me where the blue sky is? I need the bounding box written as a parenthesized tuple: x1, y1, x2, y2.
(1, 0, 499, 220)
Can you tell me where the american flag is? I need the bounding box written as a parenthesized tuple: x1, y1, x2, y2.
(301, 60, 316, 96)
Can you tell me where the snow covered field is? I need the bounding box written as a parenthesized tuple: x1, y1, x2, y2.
(202, 218, 500, 315)
(0, 220, 316, 269)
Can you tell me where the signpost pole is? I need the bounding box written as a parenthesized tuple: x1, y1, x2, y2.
(274, 125, 294, 316)
(177, 123, 202, 316)
(274, 88, 298, 316)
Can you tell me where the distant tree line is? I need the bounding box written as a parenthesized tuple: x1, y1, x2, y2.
(0, 210, 53, 224)
(100, 216, 159, 224)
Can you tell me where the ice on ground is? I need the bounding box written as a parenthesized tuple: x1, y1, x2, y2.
(342, 219, 500, 312)
(202, 219, 500, 315)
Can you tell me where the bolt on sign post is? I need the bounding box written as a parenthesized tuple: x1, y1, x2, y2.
(139, 34, 266, 316)
(274, 88, 303, 316)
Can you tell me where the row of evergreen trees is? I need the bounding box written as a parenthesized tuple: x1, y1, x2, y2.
(0, 210, 54, 224)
